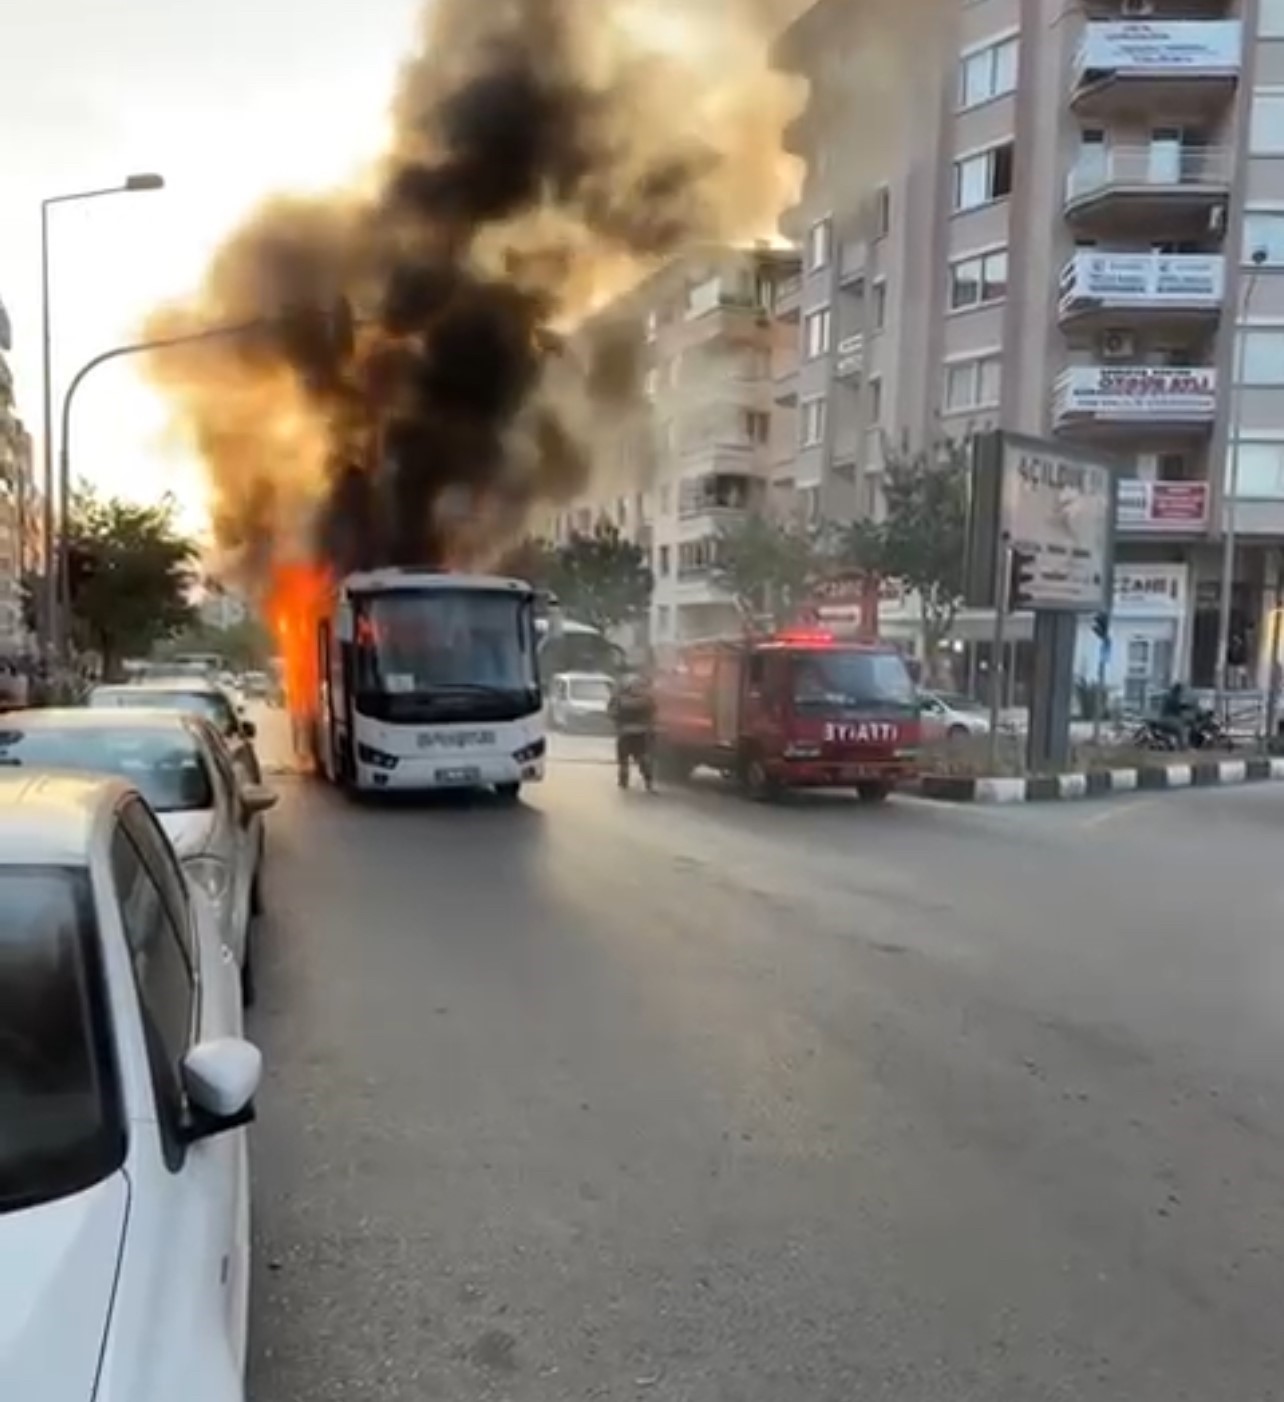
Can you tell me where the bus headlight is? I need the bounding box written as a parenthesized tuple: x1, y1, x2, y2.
(512, 738, 547, 764)
(184, 856, 231, 915)
(357, 742, 399, 770)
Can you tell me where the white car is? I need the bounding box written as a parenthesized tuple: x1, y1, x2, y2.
(0, 709, 277, 1004)
(0, 770, 261, 1402)
(919, 690, 993, 742)
(548, 671, 615, 732)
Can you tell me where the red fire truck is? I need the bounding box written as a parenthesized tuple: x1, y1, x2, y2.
(653, 629, 921, 802)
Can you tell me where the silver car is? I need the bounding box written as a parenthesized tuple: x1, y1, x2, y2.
(919, 690, 993, 742)
(0, 708, 276, 1004)
(549, 671, 616, 732)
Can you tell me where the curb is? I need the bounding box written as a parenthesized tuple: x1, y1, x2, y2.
(919, 756, 1284, 804)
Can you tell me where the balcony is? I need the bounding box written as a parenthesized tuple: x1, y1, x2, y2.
(1064, 145, 1231, 234)
(835, 333, 865, 381)
(1053, 364, 1217, 432)
(1071, 21, 1242, 118)
(774, 275, 802, 320)
(1117, 479, 1209, 533)
(1058, 251, 1225, 329)
(678, 472, 762, 522)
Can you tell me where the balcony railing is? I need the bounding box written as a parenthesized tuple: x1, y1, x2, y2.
(1065, 145, 1231, 206)
(774, 275, 802, 316)
(1054, 364, 1217, 424)
(1117, 479, 1209, 531)
(1073, 20, 1242, 84)
(1058, 250, 1225, 314)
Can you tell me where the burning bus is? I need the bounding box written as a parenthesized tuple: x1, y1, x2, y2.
(274, 566, 545, 800)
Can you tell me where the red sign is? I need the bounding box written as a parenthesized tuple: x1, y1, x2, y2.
(1117, 480, 1208, 529)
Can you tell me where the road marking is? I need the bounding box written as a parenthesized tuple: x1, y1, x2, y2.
(1079, 796, 1159, 829)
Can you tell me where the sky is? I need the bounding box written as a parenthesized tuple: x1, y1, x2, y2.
(0, 0, 425, 535)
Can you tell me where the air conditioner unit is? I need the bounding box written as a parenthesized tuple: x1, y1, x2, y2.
(1100, 329, 1136, 360)
(1121, 0, 1154, 15)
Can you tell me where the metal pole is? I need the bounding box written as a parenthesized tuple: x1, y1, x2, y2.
(987, 536, 1011, 771)
(39, 201, 55, 659)
(1215, 263, 1262, 723)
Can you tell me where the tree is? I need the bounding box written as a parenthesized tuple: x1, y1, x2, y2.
(539, 521, 652, 633)
(839, 438, 968, 676)
(65, 487, 199, 679)
(711, 513, 832, 628)
(156, 614, 274, 671)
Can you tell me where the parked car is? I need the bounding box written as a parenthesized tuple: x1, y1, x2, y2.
(0, 770, 261, 1402)
(548, 671, 616, 732)
(0, 709, 277, 1003)
(87, 679, 263, 784)
(919, 691, 994, 742)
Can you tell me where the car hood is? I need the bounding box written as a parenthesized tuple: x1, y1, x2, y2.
(0, 1173, 129, 1402)
(157, 809, 215, 858)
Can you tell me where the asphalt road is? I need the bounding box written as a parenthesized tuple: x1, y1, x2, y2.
(246, 721, 1284, 1401)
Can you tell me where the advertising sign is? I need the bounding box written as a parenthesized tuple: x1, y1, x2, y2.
(1002, 436, 1114, 611)
(1113, 563, 1187, 614)
(1116, 479, 1209, 530)
(1059, 252, 1223, 310)
(1057, 365, 1217, 421)
(1078, 20, 1242, 74)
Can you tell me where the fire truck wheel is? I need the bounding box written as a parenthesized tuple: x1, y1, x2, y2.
(740, 753, 780, 802)
(857, 781, 892, 804)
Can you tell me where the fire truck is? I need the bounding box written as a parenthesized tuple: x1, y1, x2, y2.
(653, 629, 921, 802)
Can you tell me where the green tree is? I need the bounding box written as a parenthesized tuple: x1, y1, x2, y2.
(711, 513, 831, 628)
(155, 614, 274, 671)
(839, 438, 968, 673)
(66, 488, 199, 679)
(542, 521, 652, 633)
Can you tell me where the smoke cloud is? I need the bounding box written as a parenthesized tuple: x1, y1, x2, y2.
(144, 0, 806, 585)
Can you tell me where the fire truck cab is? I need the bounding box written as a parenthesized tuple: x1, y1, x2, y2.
(654, 630, 921, 802)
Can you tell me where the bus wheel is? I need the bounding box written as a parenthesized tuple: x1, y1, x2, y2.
(857, 781, 892, 804)
(495, 782, 522, 803)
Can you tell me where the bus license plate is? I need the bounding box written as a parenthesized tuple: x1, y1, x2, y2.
(435, 767, 481, 785)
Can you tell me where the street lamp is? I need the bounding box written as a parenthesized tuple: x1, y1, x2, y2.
(40, 172, 165, 659)
(1214, 245, 1268, 725)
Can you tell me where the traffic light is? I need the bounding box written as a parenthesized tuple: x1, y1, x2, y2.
(1092, 611, 1110, 643)
(1008, 549, 1035, 611)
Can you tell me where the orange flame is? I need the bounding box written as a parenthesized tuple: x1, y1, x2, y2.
(268, 562, 331, 761)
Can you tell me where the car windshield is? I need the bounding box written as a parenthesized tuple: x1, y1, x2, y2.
(91, 687, 238, 737)
(0, 727, 215, 812)
(791, 650, 917, 711)
(937, 692, 986, 713)
(569, 678, 613, 703)
(0, 868, 124, 1215)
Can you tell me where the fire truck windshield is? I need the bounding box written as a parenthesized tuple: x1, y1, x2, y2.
(352, 589, 539, 722)
(790, 649, 916, 713)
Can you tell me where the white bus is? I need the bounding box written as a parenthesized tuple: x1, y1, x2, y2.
(311, 570, 545, 799)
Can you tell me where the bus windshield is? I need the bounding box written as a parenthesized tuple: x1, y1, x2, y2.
(352, 589, 539, 722)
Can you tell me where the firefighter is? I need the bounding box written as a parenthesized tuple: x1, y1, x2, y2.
(609, 670, 655, 791)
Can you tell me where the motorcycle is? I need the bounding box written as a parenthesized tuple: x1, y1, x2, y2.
(1131, 710, 1231, 752)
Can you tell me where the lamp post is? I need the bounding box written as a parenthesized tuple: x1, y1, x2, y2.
(40, 173, 165, 660)
(1214, 247, 1268, 725)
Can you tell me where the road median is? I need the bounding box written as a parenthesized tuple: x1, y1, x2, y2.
(919, 755, 1284, 804)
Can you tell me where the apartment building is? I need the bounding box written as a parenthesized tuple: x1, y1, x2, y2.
(775, 0, 1284, 705)
(548, 245, 800, 644)
(0, 347, 33, 654)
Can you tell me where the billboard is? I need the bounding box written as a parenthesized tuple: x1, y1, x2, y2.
(964, 432, 1116, 612)
(1077, 20, 1242, 75)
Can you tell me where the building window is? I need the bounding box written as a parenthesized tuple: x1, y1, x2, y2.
(804, 305, 832, 359)
(868, 376, 883, 425)
(873, 184, 891, 238)
(1231, 441, 1284, 498)
(1262, 0, 1284, 35)
(1243, 211, 1284, 266)
(1237, 329, 1284, 384)
(949, 248, 1009, 309)
(659, 484, 671, 514)
(678, 538, 718, 577)
(807, 218, 832, 272)
(1250, 90, 1284, 153)
(871, 280, 887, 331)
(953, 141, 1014, 212)
(958, 35, 1019, 110)
(658, 544, 671, 576)
(943, 353, 1002, 412)
(801, 397, 827, 447)
(743, 409, 770, 443)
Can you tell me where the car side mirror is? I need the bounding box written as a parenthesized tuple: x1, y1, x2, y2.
(240, 719, 257, 740)
(240, 783, 278, 819)
(181, 1037, 262, 1143)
